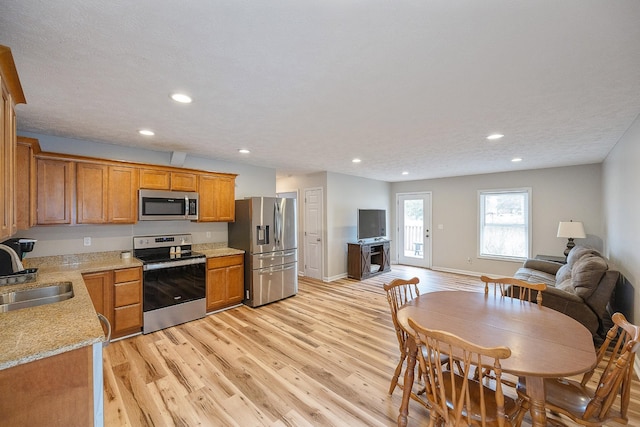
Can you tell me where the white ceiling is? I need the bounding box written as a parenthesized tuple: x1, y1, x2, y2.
(2, 1, 640, 182)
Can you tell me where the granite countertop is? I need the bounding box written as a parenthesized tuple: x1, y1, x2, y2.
(0, 247, 243, 370)
(195, 245, 244, 258)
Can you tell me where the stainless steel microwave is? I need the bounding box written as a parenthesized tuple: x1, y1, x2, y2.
(138, 190, 199, 221)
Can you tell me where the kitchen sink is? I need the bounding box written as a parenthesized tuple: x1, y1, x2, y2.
(0, 282, 74, 312)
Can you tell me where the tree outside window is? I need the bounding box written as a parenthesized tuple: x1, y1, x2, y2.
(479, 189, 531, 260)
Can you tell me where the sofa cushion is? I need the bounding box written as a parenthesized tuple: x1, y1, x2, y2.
(514, 267, 557, 287)
(569, 254, 608, 300)
(556, 263, 572, 284)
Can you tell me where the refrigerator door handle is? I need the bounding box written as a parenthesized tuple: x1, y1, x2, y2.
(273, 201, 281, 247)
(258, 263, 296, 274)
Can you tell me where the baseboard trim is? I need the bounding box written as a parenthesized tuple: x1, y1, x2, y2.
(431, 266, 482, 277)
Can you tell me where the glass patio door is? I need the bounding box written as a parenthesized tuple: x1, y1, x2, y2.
(397, 192, 431, 268)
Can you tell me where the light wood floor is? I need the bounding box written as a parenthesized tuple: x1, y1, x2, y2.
(103, 265, 640, 426)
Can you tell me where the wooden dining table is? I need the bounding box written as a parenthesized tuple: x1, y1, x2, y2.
(396, 290, 597, 427)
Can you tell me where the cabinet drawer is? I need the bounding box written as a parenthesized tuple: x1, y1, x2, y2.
(207, 254, 244, 269)
(114, 304, 141, 331)
(115, 281, 141, 307)
(114, 267, 141, 283)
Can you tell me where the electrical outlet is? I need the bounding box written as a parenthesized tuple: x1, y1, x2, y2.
(467, 257, 472, 264)
(83, 237, 91, 246)
(206, 231, 211, 238)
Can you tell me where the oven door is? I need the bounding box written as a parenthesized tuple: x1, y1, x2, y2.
(143, 261, 206, 312)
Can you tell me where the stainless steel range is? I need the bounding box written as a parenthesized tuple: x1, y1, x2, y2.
(133, 234, 206, 334)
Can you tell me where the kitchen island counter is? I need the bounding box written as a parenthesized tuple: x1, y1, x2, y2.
(0, 253, 142, 370)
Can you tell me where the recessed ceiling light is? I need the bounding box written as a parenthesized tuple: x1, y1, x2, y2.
(170, 93, 192, 104)
(238, 149, 250, 154)
(487, 134, 504, 140)
(352, 158, 361, 163)
(138, 129, 155, 136)
(402, 171, 409, 175)
(511, 157, 523, 162)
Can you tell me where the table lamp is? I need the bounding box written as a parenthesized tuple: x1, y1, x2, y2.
(557, 221, 586, 257)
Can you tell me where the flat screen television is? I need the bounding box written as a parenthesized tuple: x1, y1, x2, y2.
(357, 209, 387, 240)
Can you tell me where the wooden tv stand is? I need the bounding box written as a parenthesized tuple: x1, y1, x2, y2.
(347, 240, 391, 280)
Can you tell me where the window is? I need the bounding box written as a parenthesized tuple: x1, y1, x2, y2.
(478, 188, 531, 260)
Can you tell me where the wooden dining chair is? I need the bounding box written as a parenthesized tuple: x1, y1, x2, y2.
(408, 317, 528, 427)
(383, 277, 421, 395)
(517, 312, 640, 426)
(481, 275, 547, 306)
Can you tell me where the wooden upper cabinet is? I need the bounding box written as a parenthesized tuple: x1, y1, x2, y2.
(76, 162, 108, 224)
(0, 45, 26, 238)
(16, 137, 38, 230)
(108, 165, 138, 223)
(170, 172, 197, 191)
(77, 162, 139, 224)
(139, 168, 170, 190)
(0, 84, 9, 239)
(140, 168, 197, 192)
(36, 158, 74, 225)
(198, 173, 236, 222)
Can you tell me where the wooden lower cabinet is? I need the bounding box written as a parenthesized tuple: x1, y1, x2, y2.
(113, 266, 142, 338)
(0, 345, 94, 426)
(83, 266, 142, 339)
(206, 254, 244, 312)
(82, 270, 113, 323)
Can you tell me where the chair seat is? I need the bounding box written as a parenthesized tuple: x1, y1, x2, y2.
(442, 371, 521, 424)
(544, 377, 592, 416)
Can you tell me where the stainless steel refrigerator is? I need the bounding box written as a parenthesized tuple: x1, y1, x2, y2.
(228, 197, 298, 307)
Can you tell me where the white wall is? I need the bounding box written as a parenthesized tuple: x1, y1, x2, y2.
(16, 132, 277, 257)
(391, 164, 603, 277)
(326, 172, 390, 280)
(603, 113, 640, 323)
(276, 172, 390, 281)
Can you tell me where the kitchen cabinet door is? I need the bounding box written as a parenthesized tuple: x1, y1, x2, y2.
(198, 174, 236, 222)
(82, 270, 113, 328)
(16, 137, 38, 230)
(76, 162, 108, 224)
(139, 168, 170, 190)
(0, 46, 25, 239)
(0, 84, 8, 239)
(170, 172, 197, 191)
(36, 157, 75, 225)
(206, 255, 244, 311)
(108, 165, 139, 223)
(77, 163, 138, 224)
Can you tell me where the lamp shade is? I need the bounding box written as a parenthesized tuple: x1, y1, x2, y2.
(557, 221, 586, 239)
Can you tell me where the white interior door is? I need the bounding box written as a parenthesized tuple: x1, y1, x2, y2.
(304, 187, 323, 280)
(397, 192, 432, 268)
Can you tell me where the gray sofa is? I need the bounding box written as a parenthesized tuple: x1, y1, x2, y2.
(514, 246, 619, 337)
